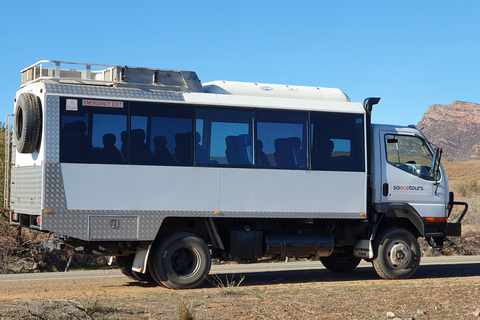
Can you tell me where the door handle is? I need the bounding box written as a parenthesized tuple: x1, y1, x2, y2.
(383, 183, 389, 197)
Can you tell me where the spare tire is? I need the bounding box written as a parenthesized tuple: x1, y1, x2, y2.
(14, 93, 41, 153)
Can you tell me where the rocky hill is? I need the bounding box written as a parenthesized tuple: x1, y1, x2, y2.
(417, 101, 480, 162)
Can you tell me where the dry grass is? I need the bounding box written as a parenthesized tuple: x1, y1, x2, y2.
(442, 160, 480, 183)
(1, 272, 480, 319)
(442, 160, 480, 228)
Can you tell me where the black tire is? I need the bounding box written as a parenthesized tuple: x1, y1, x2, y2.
(151, 232, 211, 289)
(14, 93, 41, 153)
(117, 255, 154, 282)
(147, 246, 165, 286)
(372, 228, 420, 279)
(320, 247, 361, 272)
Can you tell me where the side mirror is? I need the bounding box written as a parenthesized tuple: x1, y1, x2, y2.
(430, 148, 442, 191)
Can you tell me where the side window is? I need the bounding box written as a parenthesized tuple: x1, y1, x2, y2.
(385, 134, 436, 180)
(130, 116, 154, 165)
(92, 114, 127, 164)
(311, 112, 365, 172)
(60, 98, 127, 164)
(61, 113, 91, 163)
(256, 110, 308, 169)
(196, 108, 254, 166)
(131, 102, 193, 166)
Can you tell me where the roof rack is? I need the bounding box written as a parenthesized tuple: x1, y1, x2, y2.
(20, 60, 204, 92)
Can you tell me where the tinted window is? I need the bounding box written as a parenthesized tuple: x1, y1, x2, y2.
(256, 110, 308, 169)
(60, 98, 127, 164)
(60, 98, 366, 172)
(311, 112, 364, 172)
(196, 108, 254, 166)
(131, 102, 193, 166)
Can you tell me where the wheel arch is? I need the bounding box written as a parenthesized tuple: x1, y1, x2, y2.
(153, 216, 223, 247)
(372, 203, 425, 240)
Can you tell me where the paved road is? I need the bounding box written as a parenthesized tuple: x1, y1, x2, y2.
(0, 255, 479, 284)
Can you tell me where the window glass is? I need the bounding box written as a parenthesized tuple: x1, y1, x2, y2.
(130, 116, 154, 165)
(61, 113, 91, 163)
(92, 114, 127, 164)
(385, 134, 436, 180)
(60, 98, 127, 164)
(256, 110, 308, 169)
(59, 98, 369, 173)
(196, 108, 254, 166)
(131, 102, 193, 166)
(311, 112, 364, 172)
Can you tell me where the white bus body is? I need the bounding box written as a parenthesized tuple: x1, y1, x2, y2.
(6, 61, 467, 289)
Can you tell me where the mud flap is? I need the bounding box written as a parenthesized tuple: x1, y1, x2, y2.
(131, 245, 151, 274)
(354, 239, 374, 259)
(447, 222, 462, 237)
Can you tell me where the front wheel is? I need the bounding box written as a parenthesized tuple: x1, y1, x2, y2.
(372, 228, 420, 279)
(151, 232, 211, 289)
(320, 247, 361, 272)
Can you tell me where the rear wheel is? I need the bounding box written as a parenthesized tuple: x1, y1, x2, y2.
(151, 232, 211, 289)
(320, 247, 361, 272)
(372, 228, 420, 279)
(117, 255, 154, 282)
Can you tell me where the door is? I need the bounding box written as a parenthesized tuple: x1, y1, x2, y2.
(380, 131, 447, 218)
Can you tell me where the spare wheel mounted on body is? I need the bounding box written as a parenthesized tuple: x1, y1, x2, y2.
(14, 93, 42, 154)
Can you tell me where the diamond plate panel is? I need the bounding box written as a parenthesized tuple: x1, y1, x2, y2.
(45, 95, 60, 163)
(44, 83, 185, 101)
(11, 166, 42, 215)
(44, 163, 66, 210)
(218, 211, 366, 219)
(88, 215, 138, 240)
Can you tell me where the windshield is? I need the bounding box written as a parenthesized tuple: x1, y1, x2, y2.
(385, 134, 439, 181)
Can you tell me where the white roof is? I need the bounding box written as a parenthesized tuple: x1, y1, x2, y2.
(203, 80, 351, 102)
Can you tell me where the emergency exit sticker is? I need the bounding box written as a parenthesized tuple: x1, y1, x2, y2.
(82, 99, 123, 108)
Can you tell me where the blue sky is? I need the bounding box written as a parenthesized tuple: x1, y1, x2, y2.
(1, 1, 479, 126)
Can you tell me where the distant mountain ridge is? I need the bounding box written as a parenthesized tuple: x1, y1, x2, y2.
(417, 101, 480, 162)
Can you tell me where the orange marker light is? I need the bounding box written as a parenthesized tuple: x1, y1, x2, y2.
(425, 217, 448, 223)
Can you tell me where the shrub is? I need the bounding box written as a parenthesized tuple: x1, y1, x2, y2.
(453, 179, 480, 197)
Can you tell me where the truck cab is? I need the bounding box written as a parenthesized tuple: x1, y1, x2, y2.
(371, 125, 449, 218)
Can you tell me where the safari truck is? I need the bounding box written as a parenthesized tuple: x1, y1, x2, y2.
(5, 60, 467, 289)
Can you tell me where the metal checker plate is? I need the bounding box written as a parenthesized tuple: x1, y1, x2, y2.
(11, 166, 42, 215)
(89, 215, 139, 240)
(45, 95, 60, 163)
(44, 83, 185, 102)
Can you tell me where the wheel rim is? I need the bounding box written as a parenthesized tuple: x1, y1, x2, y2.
(171, 248, 200, 276)
(386, 240, 411, 269)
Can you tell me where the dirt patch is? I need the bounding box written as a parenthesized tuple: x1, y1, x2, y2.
(1, 262, 480, 320)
